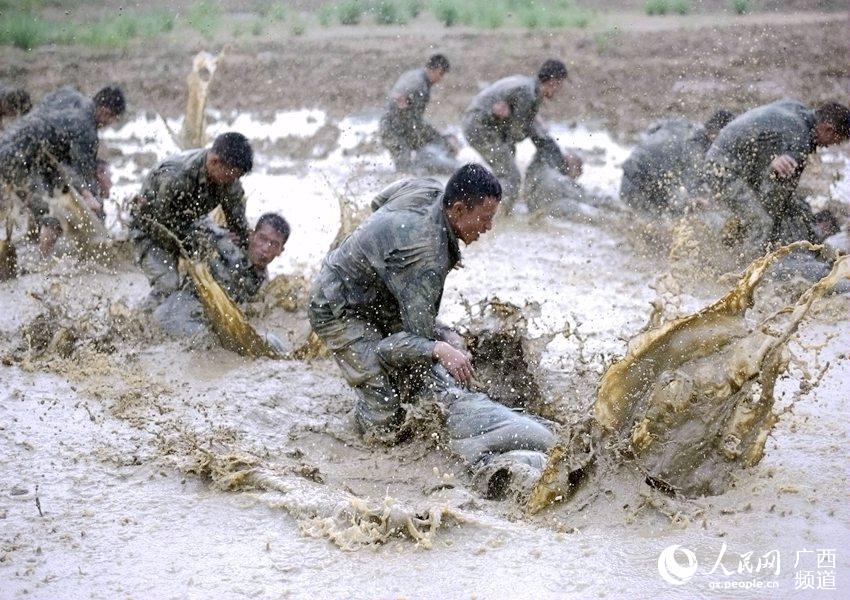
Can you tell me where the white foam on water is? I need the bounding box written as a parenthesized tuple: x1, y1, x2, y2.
(207, 108, 327, 140)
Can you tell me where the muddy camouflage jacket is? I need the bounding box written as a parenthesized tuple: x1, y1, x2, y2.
(0, 93, 99, 192)
(465, 75, 547, 143)
(621, 119, 710, 206)
(40, 87, 92, 114)
(191, 219, 267, 304)
(314, 178, 460, 365)
(705, 100, 816, 191)
(381, 69, 439, 136)
(133, 148, 249, 248)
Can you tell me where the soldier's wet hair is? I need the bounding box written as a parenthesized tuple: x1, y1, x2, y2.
(705, 109, 735, 134)
(256, 213, 290, 240)
(443, 163, 502, 208)
(93, 85, 126, 116)
(212, 132, 254, 174)
(814, 210, 840, 239)
(537, 59, 568, 83)
(39, 216, 62, 231)
(2, 87, 32, 115)
(426, 54, 450, 72)
(815, 102, 850, 138)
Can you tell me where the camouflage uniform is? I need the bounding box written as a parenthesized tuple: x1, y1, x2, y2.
(379, 68, 458, 175)
(308, 178, 554, 492)
(523, 137, 600, 220)
(462, 75, 555, 212)
(153, 218, 269, 338)
(703, 100, 820, 247)
(130, 148, 249, 302)
(0, 93, 99, 195)
(40, 87, 91, 113)
(620, 119, 712, 212)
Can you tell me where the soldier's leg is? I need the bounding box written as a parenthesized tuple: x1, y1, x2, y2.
(152, 290, 207, 337)
(309, 307, 404, 440)
(380, 123, 414, 172)
(418, 367, 555, 498)
(463, 119, 520, 213)
(132, 232, 180, 306)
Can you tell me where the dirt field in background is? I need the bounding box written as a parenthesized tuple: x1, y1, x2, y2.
(1, 12, 847, 137)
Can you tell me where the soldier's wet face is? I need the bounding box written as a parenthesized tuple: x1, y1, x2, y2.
(426, 67, 447, 85)
(206, 152, 245, 185)
(540, 78, 564, 100)
(815, 122, 847, 147)
(446, 196, 500, 245)
(248, 223, 286, 268)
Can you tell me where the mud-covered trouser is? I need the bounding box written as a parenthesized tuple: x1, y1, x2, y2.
(154, 288, 286, 351)
(463, 114, 520, 213)
(526, 172, 601, 221)
(131, 229, 180, 304)
(309, 303, 555, 492)
(380, 120, 459, 176)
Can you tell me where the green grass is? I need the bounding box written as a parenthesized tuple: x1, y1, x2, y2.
(644, 0, 669, 15)
(373, 0, 408, 25)
(671, 0, 690, 15)
(405, 0, 424, 18)
(728, 0, 750, 14)
(318, 5, 334, 27)
(290, 15, 307, 36)
(0, 12, 49, 50)
(337, 0, 364, 25)
(471, 0, 504, 29)
(518, 4, 544, 29)
(432, 0, 460, 26)
(185, 0, 221, 39)
(266, 3, 288, 22)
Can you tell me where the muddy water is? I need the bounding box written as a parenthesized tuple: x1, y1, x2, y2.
(1, 111, 849, 599)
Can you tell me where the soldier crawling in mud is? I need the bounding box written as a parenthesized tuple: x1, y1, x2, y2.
(522, 136, 608, 221)
(704, 100, 850, 250)
(462, 59, 569, 214)
(153, 212, 288, 348)
(130, 132, 253, 307)
(0, 85, 125, 236)
(379, 54, 460, 175)
(0, 83, 32, 129)
(620, 108, 735, 213)
(309, 164, 555, 499)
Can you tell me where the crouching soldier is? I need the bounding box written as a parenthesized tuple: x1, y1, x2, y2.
(379, 53, 460, 175)
(620, 109, 735, 213)
(704, 100, 850, 249)
(130, 132, 253, 307)
(308, 164, 555, 499)
(523, 136, 603, 221)
(462, 59, 569, 214)
(153, 212, 289, 348)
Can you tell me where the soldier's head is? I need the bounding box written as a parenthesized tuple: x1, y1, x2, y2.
(207, 132, 254, 185)
(704, 108, 736, 142)
(0, 87, 32, 118)
(38, 216, 63, 257)
(95, 159, 112, 199)
(248, 213, 289, 269)
(92, 86, 126, 128)
(813, 210, 840, 241)
(537, 59, 568, 101)
(425, 54, 450, 85)
(814, 102, 850, 147)
(443, 163, 501, 245)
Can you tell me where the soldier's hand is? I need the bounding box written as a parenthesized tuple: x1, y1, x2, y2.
(770, 154, 798, 178)
(393, 94, 410, 109)
(434, 341, 474, 386)
(492, 101, 511, 119)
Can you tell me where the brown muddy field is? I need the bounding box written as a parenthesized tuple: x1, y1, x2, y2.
(3, 12, 847, 135)
(1, 8, 850, 600)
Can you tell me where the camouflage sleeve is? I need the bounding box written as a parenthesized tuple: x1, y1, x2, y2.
(375, 248, 444, 367)
(220, 183, 249, 245)
(135, 165, 193, 246)
(510, 86, 539, 140)
(371, 179, 412, 212)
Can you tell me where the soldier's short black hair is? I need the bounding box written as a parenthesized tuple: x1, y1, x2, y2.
(2, 87, 31, 115)
(815, 102, 850, 138)
(704, 108, 735, 133)
(814, 210, 840, 238)
(443, 163, 502, 209)
(93, 86, 126, 116)
(256, 213, 290, 240)
(426, 54, 450, 72)
(39, 216, 62, 231)
(537, 59, 568, 83)
(212, 132, 254, 174)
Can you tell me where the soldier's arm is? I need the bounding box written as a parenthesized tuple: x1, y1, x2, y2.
(371, 179, 411, 212)
(220, 184, 250, 246)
